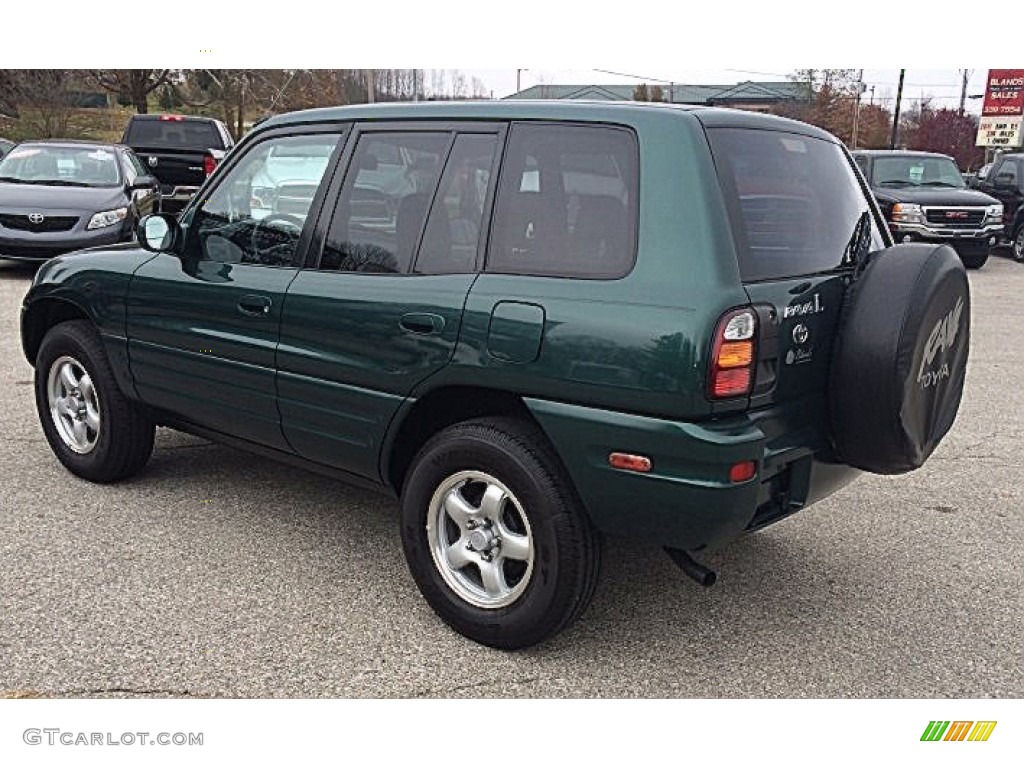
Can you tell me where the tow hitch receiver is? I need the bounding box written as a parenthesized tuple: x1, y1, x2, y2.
(665, 548, 717, 587)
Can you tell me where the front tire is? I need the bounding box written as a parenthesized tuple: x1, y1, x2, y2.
(400, 417, 601, 650)
(34, 320, 154, 483)
(1013, 227, 1024, 262)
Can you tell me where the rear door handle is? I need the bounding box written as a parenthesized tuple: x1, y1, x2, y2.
(237, 294, 272, 317)
(400, 312, 445, 335)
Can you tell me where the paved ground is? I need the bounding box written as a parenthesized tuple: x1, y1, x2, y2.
(0, 255, 1020, 699)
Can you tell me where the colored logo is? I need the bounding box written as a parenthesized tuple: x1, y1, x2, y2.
(921, 721, 997, 742)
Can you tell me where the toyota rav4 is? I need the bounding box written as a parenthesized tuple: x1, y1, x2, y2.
(21, 102, 971, 649)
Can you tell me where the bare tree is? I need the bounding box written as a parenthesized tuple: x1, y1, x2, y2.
(89, 69, 173, 114)
(450, 71, 468, 99)
(429, 70, 447, 99)
(0, 69, 88, 137)
(470, 77, 489, 99)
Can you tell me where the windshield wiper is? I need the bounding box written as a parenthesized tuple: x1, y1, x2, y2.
(877, 179, 916, 187)
(0, 177, 91, 187)
(919, 181, 960, 188)
(33, 179, 92, 187)
(842, 210, 873, 268)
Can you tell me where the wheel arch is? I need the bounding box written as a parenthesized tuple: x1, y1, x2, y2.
(21, 297, 91, 365)
(382, 386, 543, 494)
(1012, 206, 1024, 240)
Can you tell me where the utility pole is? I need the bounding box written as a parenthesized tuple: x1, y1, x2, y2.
(516, 69, 523, 93)
(958, 69, 972, 116)
(890, 69, 905, 149)
(851, 69, 864, 150)
(870, 85, 875, 106)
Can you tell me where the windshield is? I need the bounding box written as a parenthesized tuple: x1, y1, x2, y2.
(0, 145, 122, 187)
(871, 156, 966, 189)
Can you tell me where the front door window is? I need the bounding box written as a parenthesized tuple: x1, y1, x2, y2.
(185, 134, 341, 267)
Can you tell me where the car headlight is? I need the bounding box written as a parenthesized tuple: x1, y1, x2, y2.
(87, 207, 129, 230)
(986, 203, 1003, 220)
(891, 203, 924, 224)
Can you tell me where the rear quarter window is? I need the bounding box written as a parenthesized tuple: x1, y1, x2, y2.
(487, 123, 638, 279)
(708, 128, 884, 281)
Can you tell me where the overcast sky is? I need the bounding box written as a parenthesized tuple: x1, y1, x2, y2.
(465, 69, 991, 114)
(2, 0, 995, 120)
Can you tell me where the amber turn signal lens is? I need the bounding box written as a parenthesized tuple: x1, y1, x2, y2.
(717, 341, 753, 368)
(729, 461, 757, 483)
(608, 452, 653, 473)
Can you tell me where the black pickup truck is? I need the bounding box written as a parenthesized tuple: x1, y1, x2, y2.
(852, 150, 1002, 269)
(121, 114, 233, 214)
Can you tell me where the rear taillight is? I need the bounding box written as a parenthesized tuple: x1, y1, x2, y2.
(203, 154, 218, 176)
(159, 115, 186, 121)
(709, 308, 757, 399)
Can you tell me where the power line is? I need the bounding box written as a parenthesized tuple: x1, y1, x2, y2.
(591, 68, 675, 84)
(723, 68, 792, 79)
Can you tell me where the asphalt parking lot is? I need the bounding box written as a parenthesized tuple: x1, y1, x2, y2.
(0, 255, 1021, 699)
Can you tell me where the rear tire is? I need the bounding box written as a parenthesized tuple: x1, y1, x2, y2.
(34, 320, 154, 483)
(400, 417, 601, 650)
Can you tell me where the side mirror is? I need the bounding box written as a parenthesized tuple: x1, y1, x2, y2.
(137, 213, 180, 253)
(129, 175, 159, 191)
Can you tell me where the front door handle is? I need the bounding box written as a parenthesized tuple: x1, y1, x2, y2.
(400, 312, 445, 335)
(237, 294, 272, 317)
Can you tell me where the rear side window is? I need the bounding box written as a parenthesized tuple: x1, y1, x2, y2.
(708, 128, 884, 281)
(415, 133, 497, 274)
(125, 119, 225, 150)
(321, 132, 449, 273)
(488, 123, 638, 279)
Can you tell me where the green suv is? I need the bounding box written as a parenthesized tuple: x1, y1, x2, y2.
(20, 102, 971, 648)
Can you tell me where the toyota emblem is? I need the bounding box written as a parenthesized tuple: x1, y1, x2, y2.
(28, 213, 45, 224)
(148, 156, 158, 167)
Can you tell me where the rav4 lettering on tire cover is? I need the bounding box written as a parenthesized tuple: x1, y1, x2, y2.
(917, 295, 964, 388)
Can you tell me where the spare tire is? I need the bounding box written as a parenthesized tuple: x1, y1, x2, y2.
(829, 243, 970, 474)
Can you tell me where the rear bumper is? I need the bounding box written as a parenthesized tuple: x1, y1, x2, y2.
(525, 395, 860, 551)
(158, 186, 200, 214)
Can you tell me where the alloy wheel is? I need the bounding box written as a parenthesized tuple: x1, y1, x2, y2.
(46, 355, 101, 454)
(426, 470, 535, 609)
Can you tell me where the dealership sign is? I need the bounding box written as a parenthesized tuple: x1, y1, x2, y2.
(977, 70, 1024, 147)
(977, 117, 1024, 147)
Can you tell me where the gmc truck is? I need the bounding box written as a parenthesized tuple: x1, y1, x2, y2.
(852, 149, 1002, 269)
(121, 114, 234, 214)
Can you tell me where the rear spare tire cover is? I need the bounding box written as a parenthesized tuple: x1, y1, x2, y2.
(829, 243, 970, 474)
